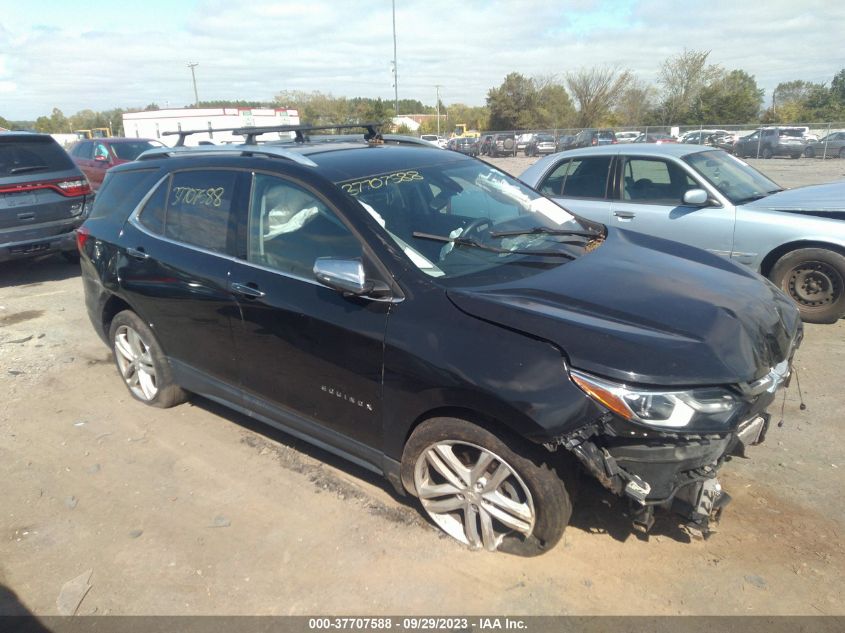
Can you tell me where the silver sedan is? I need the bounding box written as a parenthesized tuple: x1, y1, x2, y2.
(519, 145, 845, 323)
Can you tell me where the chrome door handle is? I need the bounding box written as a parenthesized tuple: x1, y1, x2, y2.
(126, 247, 149, 260)
(614, 210, 636, 219)
(231, 282, 266, 298)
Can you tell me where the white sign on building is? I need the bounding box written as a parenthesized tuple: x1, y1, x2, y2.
(122, 107, 300, 146)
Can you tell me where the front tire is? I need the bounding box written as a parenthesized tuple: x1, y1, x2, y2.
(770, 249, 845, 323)
(401, 417, 572, 556)
(109, 311, 188, 407)
(761, 146, 773, 159)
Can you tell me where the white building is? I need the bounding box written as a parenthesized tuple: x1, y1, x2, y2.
(122, 107, 300, 146)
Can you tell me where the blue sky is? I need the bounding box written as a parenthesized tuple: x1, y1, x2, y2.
(1, 0, 843, 120)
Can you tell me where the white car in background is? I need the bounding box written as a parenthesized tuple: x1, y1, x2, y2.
(615, 131, 641, 143)
(420, 134, 447, 148)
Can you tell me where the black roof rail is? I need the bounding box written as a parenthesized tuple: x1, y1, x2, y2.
(162, 122, 385, 146)
(136, 144, 318, 166)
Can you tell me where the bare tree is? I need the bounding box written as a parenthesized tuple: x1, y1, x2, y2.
(657, 49, 721, 124)
(566, 66, 631, 128)
(614, 77, 656, 127)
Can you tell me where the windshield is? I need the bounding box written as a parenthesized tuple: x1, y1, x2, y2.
(337, 160, 602, 280)
(683, 150, 782, 204)
(111, 141, 161, 160)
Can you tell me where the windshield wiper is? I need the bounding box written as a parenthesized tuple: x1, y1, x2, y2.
(489, 227, 600, 239)
(412, 231, 575, 259)
(8, 165, 49, 175)
(735, 189, 782, 204)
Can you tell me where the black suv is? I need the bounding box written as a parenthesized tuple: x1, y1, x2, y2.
(1, 132, 93, 262)
(567, 128, 617, 149)
(79, 124, 801, 555)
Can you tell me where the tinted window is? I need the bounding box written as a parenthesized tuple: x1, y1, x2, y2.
(622, 158, 697, 203)
(111, 141, 160, 160)
(164, 170, 240, 254)
(136, 176, 169, 232)
(248, 174, 361, 278)
(71, 142, 93, 158)
(0, 136, 75, 177)
(560, 157, 612, 198)
(538, 160, 572, 196)
(91, 168, 162, 220)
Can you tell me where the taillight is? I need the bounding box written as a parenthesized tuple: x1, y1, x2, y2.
(0, 177, 92, 197)
(76, 226, 90, 252)
(592, 138, 598, 145)
(56, 178, 92, 197)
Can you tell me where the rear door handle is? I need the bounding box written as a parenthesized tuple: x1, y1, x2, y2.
(231, 281, 266, 299)
(614, 210, 636, 219)
(126, 247, 149, 260)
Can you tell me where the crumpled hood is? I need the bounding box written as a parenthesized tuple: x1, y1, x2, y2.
(446, 229, 801, 386)
(743, 181, 845, 213)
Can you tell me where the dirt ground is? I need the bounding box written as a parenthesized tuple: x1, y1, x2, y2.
(1, 156, 844, 616)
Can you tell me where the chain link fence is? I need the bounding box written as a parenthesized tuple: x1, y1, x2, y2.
(469, 122, 845, 159)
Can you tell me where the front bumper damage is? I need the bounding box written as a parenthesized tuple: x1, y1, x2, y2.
(547, 411, 771, 539)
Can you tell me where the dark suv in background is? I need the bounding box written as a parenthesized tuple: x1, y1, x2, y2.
(78, 123, 800, 555)
(734, 127, 810, 159)
(567, 128, 617, 149)
(1, 132, 93, 263)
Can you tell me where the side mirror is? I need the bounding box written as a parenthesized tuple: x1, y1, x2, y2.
(683, 188, 709, 206)
(313, 257, 390, 298)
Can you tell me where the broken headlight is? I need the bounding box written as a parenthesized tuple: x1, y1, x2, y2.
(570, 369, 739, 428)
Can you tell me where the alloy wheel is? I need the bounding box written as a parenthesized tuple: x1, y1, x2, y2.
(414, 440, 535, 551)
(113, 324, 158, 401)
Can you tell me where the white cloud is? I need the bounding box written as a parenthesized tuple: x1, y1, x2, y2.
(1, 0, 844, 120)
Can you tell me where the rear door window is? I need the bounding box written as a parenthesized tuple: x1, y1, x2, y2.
(0, 136, 75, 177)
(135, 170, 243, 254)
(561, 157, 612, 198)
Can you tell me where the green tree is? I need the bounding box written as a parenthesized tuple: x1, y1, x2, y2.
(487, 72, 539, 130)
(0, 114, 12, 130)
(535, 80, 576, 129)
(694, 70, 763, 123)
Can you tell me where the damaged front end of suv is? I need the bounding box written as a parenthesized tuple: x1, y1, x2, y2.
(549, 353, 798, 538)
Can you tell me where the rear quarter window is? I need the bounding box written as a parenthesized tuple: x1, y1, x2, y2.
(0, 136, 75, 177)
(89, 169, 162, 220)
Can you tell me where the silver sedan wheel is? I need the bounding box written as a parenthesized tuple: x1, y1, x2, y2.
(113, 324, 158, 401)
(413, 441, 536, 551)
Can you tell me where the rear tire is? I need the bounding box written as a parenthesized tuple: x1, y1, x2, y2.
(770, 248, 845, 323)
(401, 417, 572, 556)
(109, 311, 188, 407)
(840, 148, 845, 159)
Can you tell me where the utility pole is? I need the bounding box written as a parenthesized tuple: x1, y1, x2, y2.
(187, 62, 199, 108)
(392, 0, 398, 117)
(435, 85, 441, 136)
